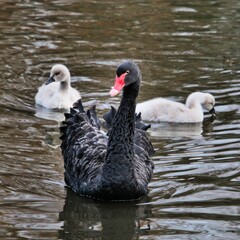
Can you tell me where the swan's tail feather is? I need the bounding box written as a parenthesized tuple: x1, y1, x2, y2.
(59, 126, 68, 138)
(70, 107, 78, 115)
(72, 99, 85, 113)
(64, 112, 73, 120)
(102, 106, 117, 129)
(135, 112, 151, 131)
(87, 105, 101, 130)
(68, 99, 100, 128)
(60, 99, 101, 143)
(60, 99, 102, 161)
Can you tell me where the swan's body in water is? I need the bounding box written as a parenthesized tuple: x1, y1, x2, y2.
(35, 64, 81, 109)
(136, 92, 216, 123)
(60, 61, 154, 201)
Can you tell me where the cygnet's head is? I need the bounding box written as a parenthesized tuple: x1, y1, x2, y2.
(203, 93, 216, 116)
(186, 92, 216, 116)
(45, 64, 70, 85)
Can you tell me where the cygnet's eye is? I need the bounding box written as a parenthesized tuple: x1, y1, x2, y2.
(55, 72, 61, 76)
(208, 102, 213, 106)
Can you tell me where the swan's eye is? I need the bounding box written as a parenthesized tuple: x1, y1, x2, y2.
(126, 70, 130, 74)
(55, 72, 61, 76)
(208, 102, 213, 106)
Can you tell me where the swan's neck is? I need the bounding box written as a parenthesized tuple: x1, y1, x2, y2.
(60, 80, 70, 90)
(185, 94, 204, 121)
(186, 92, 205, 109)
(106, 84, 138, 163)
(186, 101, 202, 110)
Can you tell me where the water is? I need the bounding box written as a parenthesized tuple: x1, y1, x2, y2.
(0, 0, 239, 239)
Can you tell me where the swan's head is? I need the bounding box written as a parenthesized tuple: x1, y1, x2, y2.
(187, 92, 216, 116)
(45, 64, 71, 85)
(110, 60, 141, 97)
(203, 93, 216, 116)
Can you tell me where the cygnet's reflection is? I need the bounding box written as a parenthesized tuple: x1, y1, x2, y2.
(35, 99, 99, 122)
(58, 188, 152, 240)
(35, 104, 66, 122)
(148, 115, 215, 139)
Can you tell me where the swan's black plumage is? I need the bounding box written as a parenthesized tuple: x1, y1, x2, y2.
(60, 60, 154, 201)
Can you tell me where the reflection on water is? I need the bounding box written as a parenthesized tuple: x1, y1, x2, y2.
(148, 116, 215, 139)
(35, 105, 66, 122)
(35, 99, 101, 122)
(0, 0, 240, 239)
(59, 189, 151, 240)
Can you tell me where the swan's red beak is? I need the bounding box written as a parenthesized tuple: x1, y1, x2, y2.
(109, 73, 127, 97)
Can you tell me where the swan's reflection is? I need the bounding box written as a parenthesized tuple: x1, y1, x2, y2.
(35, 100, 99, 122)
(148, 115, 214, 139)
(35, 105, 66, 122)
(59, 188, 152, 240)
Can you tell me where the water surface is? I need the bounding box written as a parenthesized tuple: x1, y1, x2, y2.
(0, 0, 239, 239)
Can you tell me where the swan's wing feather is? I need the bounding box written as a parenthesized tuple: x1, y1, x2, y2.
(134, 129, 154, 156)
(134, 106, 154, 183)
(134, 112, 154, 179)
(64, 127, 107, 194)
(134, 153, 154, 185)
(60, 99, 107, 194)
(60, 101, 154, 199)
(87, 105, 101, 130)
(63, 122, 107, 178)
(134, 128, 155, 184)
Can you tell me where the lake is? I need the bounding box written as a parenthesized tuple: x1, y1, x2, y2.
(0, 0, 239, 239)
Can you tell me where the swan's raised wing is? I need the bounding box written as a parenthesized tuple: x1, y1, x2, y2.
(60, 99, 107, 195)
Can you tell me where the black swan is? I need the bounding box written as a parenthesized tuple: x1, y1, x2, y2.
(60, 60, 154, 201)
(136, 92, 216, 123)
(35, 64, 81, 109)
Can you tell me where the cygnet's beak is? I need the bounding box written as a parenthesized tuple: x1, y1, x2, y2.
(45, 76, 55, 85)
(209, 107, 216, 116)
